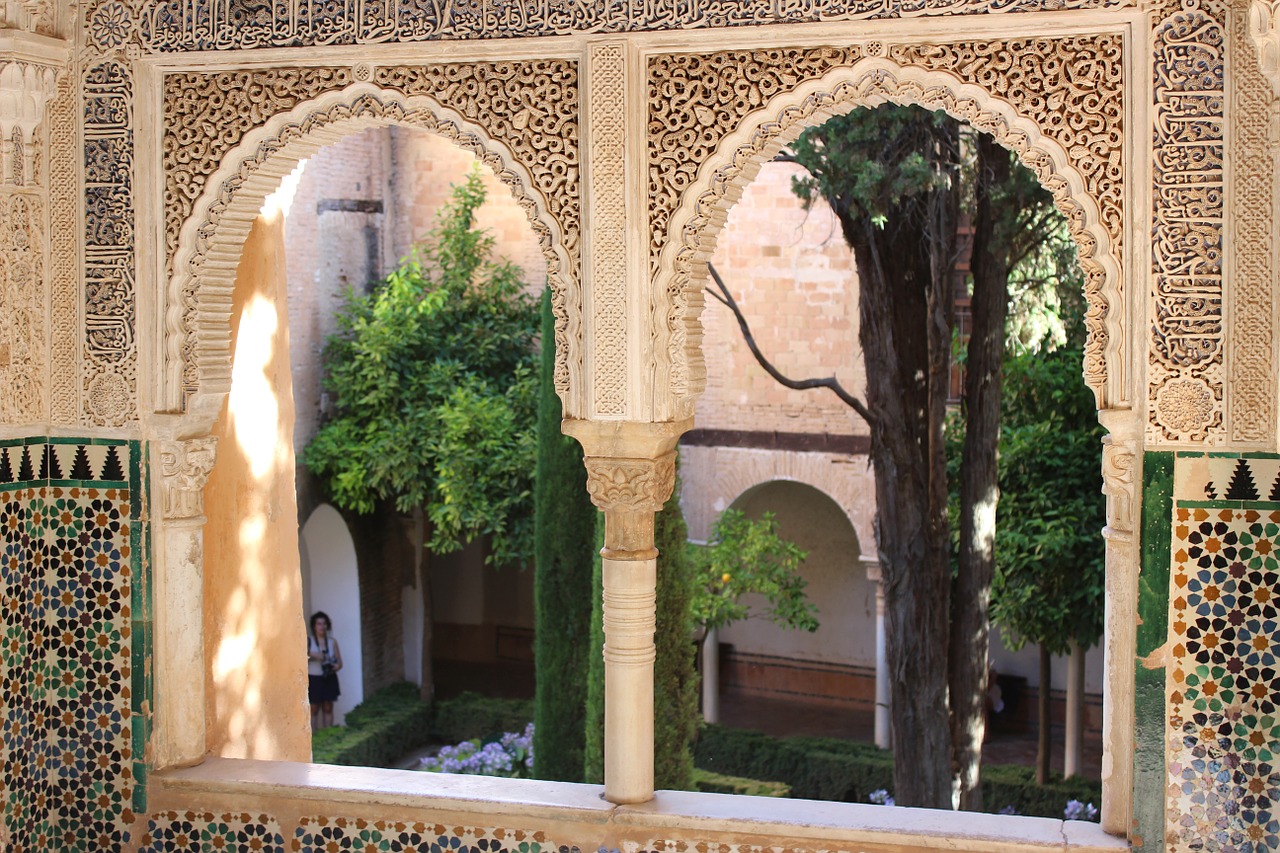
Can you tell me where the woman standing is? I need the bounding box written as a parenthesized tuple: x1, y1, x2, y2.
(307, 611, 343, 730)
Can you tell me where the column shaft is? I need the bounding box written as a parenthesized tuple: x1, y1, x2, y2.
(601, 509, 657, 802)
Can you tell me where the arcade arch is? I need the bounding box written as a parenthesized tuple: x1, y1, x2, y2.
(149, 25, 1141, 834)
(707, 481, 879, 736)
(300, 504, 363, 727)
(156, 100, 564, 766)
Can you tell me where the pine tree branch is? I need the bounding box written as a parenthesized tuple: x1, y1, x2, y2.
(705, 261, 872, 423)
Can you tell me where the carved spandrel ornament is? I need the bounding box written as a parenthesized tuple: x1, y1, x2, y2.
(158, 438, 217, 519)
(1101, 435, 1136, 539)
(1251, 0, 1280, 95)
(583, 452, 677, 514)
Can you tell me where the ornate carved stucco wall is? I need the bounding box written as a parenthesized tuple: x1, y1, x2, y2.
(0, 0, 1275, 847)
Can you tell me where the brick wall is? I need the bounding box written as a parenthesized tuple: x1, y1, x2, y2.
(699, 161, 867, 437)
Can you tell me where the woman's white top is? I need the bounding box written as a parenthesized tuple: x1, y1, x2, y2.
(308, 634, 335, 677)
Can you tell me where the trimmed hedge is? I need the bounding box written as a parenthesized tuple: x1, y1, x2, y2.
(694, 725, 891, 802)
(693, 768, 791, 798)
(311, 682, 431, 767)
(431, 692, 534, 745)
(311, 687, 534, 768)
(693, 724, 1101, 818)
(981, 764, 1102, 817)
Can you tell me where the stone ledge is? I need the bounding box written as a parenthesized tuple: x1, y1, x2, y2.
(152, 758, 1130, 853)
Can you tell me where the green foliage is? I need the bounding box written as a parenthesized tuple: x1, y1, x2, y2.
(791, 107, 959, 227)
(992, 344, 1106, 655)
(583, 513, 606, 785)
(690, 509, 817, 633)
(430, 692, 534, 744)
(304, 168, 539, 565)
(310, 682, 431, 767)
(694, 724, 892, 802)
(1002, 216, 1086, 356)
(693, 724, 1101, 817)
(532, 288, 598, 782)
(981, 764, 1102, 817)
(692, 768, 791, 798)
(654, 471, 699, 791)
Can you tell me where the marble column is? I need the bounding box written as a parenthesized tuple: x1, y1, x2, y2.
(564, 418, 689, 804)
(154, 437, 218, 768)
(862, 557, 890, 749)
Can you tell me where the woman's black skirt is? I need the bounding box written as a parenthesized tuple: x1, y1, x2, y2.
(309, 672, 340, 704)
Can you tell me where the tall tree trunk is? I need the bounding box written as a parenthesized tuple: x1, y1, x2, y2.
(951, 133, 1012, 810)
(1037, 644, 1052, 785)
(415, 504, 434, 704)
(1064, 639, 1085, 778)
(843, 162, 958, 809)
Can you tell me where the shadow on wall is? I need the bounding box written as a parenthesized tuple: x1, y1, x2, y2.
(202, 204, 310, 762)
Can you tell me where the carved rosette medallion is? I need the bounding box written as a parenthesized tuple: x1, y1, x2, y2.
(583, 452, 677, 513)
(158, 437, 217, 519)
(162, 62, 581, 413)
(648, 38, 1124, 416)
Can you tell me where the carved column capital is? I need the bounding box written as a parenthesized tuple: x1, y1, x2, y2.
(1101, 434, 1137, 541)
(158, 438, 217, 520)
(582, 452, 676, 514)
(1252, 0, 1280, 97)
(563, 417, 692, 514)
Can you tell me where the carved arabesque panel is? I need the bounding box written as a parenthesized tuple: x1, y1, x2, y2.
(587, 43, 627, 418)
(163, 62, 580, 408)
(1148, 5, 1227, 443)
(648, 38, 1124, 416)
(0, 194, 46, 422)
(48, 68, 78, 425)
(121, 0, 1133, 53)
(82, 58, 137, 427)
(0, 59, 59, 426)
(1228, 2, 1276, 445)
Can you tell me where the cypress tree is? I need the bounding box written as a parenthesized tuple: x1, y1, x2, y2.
(532, 288, 598, 781)
(583, 465, 698, 790)
(584, 514, 605, 784)
(652, 470, 698, 790)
